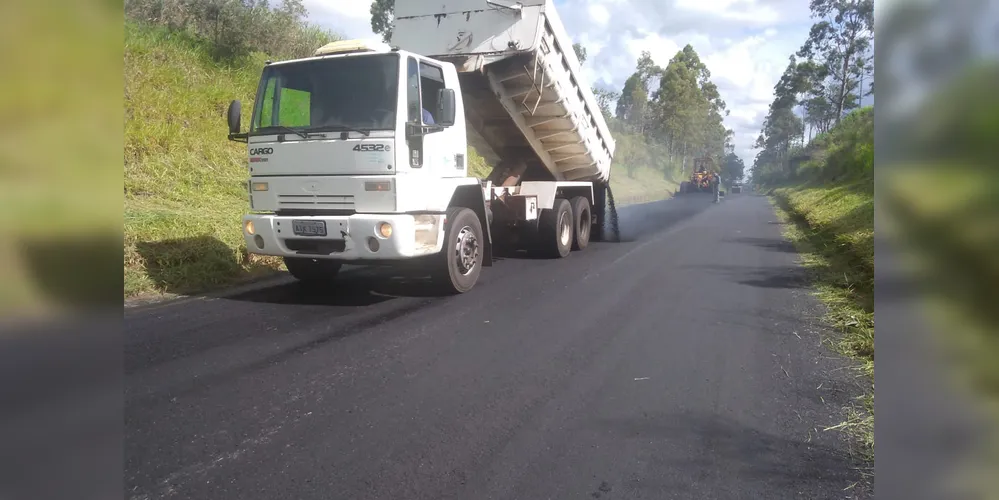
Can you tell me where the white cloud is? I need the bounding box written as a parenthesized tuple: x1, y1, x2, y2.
(303, 0, 814, 167)
(553, 0, 813, 166)
(303, 0, 377, 39)
(587, 3, 611, 27)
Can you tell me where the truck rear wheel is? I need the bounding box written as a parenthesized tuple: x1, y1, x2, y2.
(284, 257, 341, 283)
(570, 196, 591, 251)
(533, 197, 573, 258)
(432, 206, 483, 294)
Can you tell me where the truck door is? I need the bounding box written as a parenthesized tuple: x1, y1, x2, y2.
(418, 60, 447, 176)
(404, 56, 461, 177)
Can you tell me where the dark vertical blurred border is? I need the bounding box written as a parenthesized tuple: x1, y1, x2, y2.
(876, 0, 999, 498)
(0, 0, 122, 498)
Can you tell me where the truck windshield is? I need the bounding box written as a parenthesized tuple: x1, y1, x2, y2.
(250, 53, 399, 134)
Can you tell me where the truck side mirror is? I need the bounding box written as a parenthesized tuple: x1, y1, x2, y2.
(437, 89, 456, 127)
(227, 100, 242, 135)
(227, 100, 248, 142)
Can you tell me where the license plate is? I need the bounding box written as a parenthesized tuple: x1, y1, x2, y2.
(292, 220, 327, 237)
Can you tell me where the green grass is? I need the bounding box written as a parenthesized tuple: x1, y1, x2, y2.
(124, 22, 679, 301)
(877, 165, 999, 497)
(759, 109, 875, 461)
(0, 0, 121, 317)
(124, 22, 282, 299)
(883, 166, 999, 410)
(769, 179, 874, 460)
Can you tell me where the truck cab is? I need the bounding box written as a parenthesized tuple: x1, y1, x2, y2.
(227, 41, 494, 292)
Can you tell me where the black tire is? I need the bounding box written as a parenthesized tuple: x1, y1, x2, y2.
(570, 196, 591, 251)
(431, 206, 483, 294)
(533, 198, 573, 258)
(284, 257, 342, 283)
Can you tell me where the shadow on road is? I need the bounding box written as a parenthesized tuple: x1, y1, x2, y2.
(683, 264, 812, 290)
(228, 270, 448, 305)
(724, 236, 799, 254)
(597, 411, 868, 495)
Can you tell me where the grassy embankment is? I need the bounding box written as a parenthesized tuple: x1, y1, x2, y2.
(0, 1, 120, 317)
(878, 62, 999, 496)
(760, 107, 874, 459)
(124, 23, 677, 301)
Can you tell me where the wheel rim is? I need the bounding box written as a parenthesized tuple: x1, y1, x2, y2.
(454, 225, 479, 276)
(558, 210, 571, 247)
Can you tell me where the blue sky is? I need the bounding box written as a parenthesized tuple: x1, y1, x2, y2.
(301, 0, 820, 166)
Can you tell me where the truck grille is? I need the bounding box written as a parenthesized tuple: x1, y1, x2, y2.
(277, 194, 355, 210)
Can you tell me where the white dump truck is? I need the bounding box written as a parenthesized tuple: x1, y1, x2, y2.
(225, 0, 616, 293)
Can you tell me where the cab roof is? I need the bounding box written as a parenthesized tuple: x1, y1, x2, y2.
(314, 39, 393, 57)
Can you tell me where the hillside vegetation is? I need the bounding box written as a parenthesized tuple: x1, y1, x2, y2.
(879, 60, 999, 460)
(123, 15, 679, 300)
(124, 23, 277, 298)
(748, 0, 875, 462)
(875, 1, 999, 488)
(758, 107, 874, 461)
(0, 0, 120, 317)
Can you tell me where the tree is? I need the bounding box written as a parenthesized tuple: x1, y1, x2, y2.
(592, 87, 619, 121)
(721, 152, 746, 184)
(649, 45, 728, 169)
(573, 43, 587, 65)
(594, 45, 737, 183)
(797, 0, 874, 124)
(370, 0, 395, 43)
(615, 51, 661, 130)
(615, 74, 644, 122)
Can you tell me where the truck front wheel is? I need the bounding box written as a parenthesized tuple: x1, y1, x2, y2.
(432, 206, 483, 294)
(284, 257, 342, 283)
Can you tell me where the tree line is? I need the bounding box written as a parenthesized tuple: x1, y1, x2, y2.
(752, 0, 874, 184)
(594, 46, 744, 184)
(124, 0, 340, 60)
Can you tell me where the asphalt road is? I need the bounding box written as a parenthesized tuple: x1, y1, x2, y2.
(124, 191, 870, 500)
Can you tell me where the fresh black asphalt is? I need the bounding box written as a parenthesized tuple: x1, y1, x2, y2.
(124, 191, 870, 499)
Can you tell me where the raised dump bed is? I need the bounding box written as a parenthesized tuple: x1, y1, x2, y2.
(391, 0, 616, 184)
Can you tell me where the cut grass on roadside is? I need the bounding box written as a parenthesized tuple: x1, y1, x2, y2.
(768, 178, 874, 462)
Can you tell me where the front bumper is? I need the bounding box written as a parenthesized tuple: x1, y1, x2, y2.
(242, 213, 444, 261)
